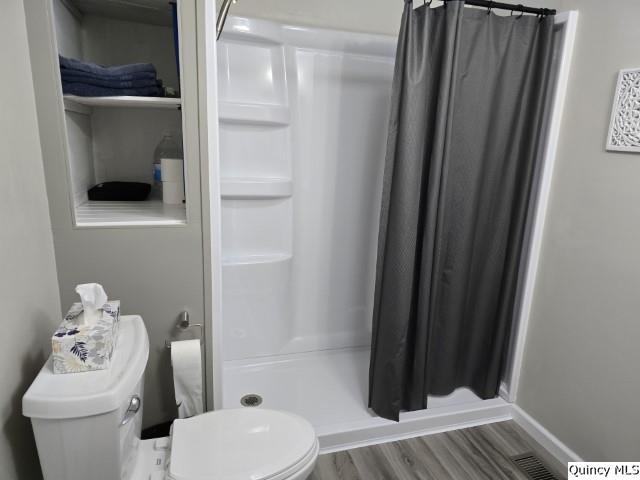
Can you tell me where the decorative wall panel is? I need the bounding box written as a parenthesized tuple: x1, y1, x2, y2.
(607, 68, 640, 152)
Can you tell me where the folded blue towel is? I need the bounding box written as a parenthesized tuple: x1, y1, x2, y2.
(60, 69, 157, 83)
(61, 72, 161, 89)
(59, 55, 156, 77)
(62, 82, 164, 97)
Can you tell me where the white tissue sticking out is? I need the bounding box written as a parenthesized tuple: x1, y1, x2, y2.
(75, 283, 108, 326)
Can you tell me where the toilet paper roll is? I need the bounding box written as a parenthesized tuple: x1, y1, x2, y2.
(162, 180, 185, 205)
(170, 339, 203, 418)
(161, 158, 184, 182)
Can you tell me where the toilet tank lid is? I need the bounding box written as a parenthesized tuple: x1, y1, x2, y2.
(22, 315, 149, 419)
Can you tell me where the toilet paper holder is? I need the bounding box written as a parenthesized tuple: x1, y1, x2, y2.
(165, 311, 202, 349)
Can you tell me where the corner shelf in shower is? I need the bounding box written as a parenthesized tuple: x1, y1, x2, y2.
(222, 253, 292, 267)
(218, 102, 290, 126)
(221, 178, 292, 199)
(75, 200, 186, 228)
(63, 95, 182, 112)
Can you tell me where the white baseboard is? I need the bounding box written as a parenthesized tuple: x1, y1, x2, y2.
(510, 405, 583, 467)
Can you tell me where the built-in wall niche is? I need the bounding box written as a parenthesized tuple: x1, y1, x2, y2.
(55, 0, 180, 92)
(53, 0, 187, 227)
(63, 100, 185, 227)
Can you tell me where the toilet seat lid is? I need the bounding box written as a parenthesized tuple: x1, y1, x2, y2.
(169, 408, 317, 480)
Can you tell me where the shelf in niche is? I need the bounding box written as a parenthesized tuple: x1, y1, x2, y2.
(218, 101, 289, 126)
(221, 178, 292, 199)
(75, 200, 186, 228)
(222, 253, 292, 267)
(63, 95, 181, 112)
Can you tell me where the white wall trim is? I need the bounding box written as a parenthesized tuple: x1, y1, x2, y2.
(511, 405, 583, 465)
(196, 0, 224, 410)
(506, 10, 579, 402)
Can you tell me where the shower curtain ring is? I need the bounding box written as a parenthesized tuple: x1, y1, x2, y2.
(516, 4, 524, 18)
(487, 1, 493, 14)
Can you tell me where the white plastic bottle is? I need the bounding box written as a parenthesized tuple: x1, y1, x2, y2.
(152, 133, 183, 198)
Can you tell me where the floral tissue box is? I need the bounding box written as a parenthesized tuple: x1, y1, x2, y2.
(51, 301, 120, 374)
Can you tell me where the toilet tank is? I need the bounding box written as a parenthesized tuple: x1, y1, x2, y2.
(23, 315, 149, 480)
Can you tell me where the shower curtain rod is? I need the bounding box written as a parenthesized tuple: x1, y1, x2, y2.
(217, 0, 235, 40)
(441, 0, 556, 16)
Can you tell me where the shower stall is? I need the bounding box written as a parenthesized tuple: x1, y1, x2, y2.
(215, 16, 398, 433)
(211, 11, 578, 449)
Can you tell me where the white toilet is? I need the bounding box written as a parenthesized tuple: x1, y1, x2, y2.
(23, 315, 319, 480)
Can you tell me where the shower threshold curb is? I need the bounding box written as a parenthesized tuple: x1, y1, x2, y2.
(317, 397, 510, 453)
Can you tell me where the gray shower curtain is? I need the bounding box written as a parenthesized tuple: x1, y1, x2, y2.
(369, 0, 555, 421)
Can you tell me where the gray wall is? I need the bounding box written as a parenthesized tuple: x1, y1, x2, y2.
(0, 2, 62, 479)
(517, 0, 640, 461)
(216, 0, 558, 36)
(25, 0, 206, 429)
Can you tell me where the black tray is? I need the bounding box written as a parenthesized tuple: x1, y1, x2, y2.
(88, 182, 151, 201)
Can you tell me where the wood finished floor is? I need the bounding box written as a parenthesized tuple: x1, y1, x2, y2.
(311, 421, 566, 480)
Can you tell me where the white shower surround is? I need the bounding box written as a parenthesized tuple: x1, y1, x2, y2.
(218, 17, 395, 362)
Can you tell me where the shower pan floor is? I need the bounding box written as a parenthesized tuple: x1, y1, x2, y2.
(222, 347, 485, 436)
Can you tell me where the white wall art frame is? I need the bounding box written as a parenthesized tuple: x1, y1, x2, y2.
(606, 68, 640, 152)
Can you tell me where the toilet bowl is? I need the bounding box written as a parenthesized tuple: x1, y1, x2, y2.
(23, 315, 318, 480)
